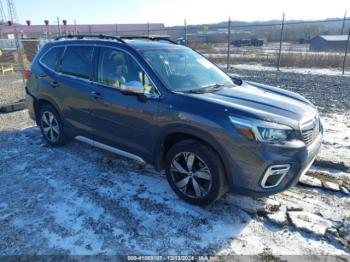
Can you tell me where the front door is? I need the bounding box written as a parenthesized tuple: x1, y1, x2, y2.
(89, 47, 160, 160)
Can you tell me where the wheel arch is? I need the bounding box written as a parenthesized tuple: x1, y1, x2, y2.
(33, 95, 62, 125)
(154, 125, 231, 182)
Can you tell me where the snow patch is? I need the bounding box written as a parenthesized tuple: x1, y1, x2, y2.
(287, 211, 333, 236)
(232, 64, 350, 77)
(299, 175, 322, 188)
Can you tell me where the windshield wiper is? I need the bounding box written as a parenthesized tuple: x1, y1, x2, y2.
(187, 84, 227, 94)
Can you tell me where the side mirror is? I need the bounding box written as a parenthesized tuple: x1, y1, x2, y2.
(230, 76, 243, 86)
(120, 81, 145, 95)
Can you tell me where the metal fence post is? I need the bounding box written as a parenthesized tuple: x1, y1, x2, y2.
(341, 10, 347, 35)
(227, 17, 231, 71)
(57, 17, 61, 36)
(277, 13, 285, 71)
(74, 19, 77, 34)
(14, 24, 25, 82)
(342, 28, 350, 75)
(184, 19, 187, 46)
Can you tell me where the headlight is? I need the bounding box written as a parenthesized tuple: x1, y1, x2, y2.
(229, 116, 292, 143)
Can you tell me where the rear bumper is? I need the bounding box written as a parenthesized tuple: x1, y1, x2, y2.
(224, 132, 323, 197)
(25, 92, 36, 122)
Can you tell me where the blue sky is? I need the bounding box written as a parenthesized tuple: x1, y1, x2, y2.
(10, 0, 350, 26)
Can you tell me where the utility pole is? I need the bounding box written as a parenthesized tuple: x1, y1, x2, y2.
(74, 19, 77, 34)
(115, 23, 118, 36)
(341, 10, 347, 35)
(184, 18, 187, 46)
(342, 28, 350, 75)
(227, 17, 231, 71)
(277, 12, 285, 71)
(147, 22, 150, 37)
(6, 0, 23, 80)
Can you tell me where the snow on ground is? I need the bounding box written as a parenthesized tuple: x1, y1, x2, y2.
(310, 166, 350, 181)
(0, 110, 349, 256)
(317, 113, 350, 171)
(231, 64, 350, 77)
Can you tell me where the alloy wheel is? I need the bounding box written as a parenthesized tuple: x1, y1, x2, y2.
(41, 111, 60, 143)
(170, 152, 212, 198)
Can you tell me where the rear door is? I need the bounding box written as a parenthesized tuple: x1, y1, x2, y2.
(36, 45, 65, 108)
(89, 46, 160, 160)
(57, 45, 95, 136)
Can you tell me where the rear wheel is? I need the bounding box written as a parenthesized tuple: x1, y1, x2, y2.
(39, 105, 68, 146)
(165, 139, 227, 205)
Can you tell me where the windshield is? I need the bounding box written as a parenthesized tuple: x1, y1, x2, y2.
(141, 48, 234, 92)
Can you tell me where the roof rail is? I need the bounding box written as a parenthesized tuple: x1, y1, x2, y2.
(54, 34, 126, 44)
(120, 36, 177, 44)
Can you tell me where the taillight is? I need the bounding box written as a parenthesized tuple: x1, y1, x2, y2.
(23, 68, 32, 79)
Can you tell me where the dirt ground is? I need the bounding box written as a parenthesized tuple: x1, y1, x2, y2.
(0, 72, 25, 105)
(0, 69, 349, 257)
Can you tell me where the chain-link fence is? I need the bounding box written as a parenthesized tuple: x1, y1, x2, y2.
(0, 17, 349, 106)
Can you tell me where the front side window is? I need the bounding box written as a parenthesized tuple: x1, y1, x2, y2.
(41, 46, 64, 70)
(97, 47, 155, 93)
(141, 47, 234, 92)
(60, 46, 94, 79)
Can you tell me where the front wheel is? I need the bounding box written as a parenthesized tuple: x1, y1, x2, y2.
(165, 139, 227, 205)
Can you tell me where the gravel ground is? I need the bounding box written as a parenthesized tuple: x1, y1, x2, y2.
(0, 68, 349, 256)
(0, 110, 34, 131)
(0, 73, 25, 105)
(230, 68, 350, 115)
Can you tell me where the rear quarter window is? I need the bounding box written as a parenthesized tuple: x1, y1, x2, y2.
(60, 46, 94, 79)
(40, 46, 64, 70)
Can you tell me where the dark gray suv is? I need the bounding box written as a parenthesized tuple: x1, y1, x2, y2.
(25, 35, 323, 205)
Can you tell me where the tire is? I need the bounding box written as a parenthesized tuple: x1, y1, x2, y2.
(165, 139, 227, 205)
(38, 104, 68, 147)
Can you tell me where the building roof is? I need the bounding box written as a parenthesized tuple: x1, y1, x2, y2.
(126, 39, 184, 50)
(316, 35, 349, 41)
(0, 23, 165, 34)
(41, 38, 181, 51)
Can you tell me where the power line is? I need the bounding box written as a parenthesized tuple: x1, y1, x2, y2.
(0, 0, 6, 23)
(6, 0, 18, 23)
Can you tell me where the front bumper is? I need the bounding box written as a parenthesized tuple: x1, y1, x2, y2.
(225, 132, 323, 197)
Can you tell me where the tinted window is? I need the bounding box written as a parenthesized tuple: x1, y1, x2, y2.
(41, 46, 64, 70)
(60, 46, 93, 79)
(98, 47, 155, 93)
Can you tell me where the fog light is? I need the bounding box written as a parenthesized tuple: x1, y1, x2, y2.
(261, 164, 290, 188)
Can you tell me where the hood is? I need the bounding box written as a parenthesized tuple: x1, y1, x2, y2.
(186, 81, 318, 129)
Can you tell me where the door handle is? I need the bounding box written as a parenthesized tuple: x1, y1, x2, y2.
(50, 81, 59, 88)
(90, 91, 103, 99)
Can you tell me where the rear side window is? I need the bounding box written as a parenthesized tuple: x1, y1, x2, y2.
(40, 46, 64, 70)
(60, 46, 94, 79)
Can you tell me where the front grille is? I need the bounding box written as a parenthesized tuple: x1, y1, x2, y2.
(301, 117, 320, 146)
